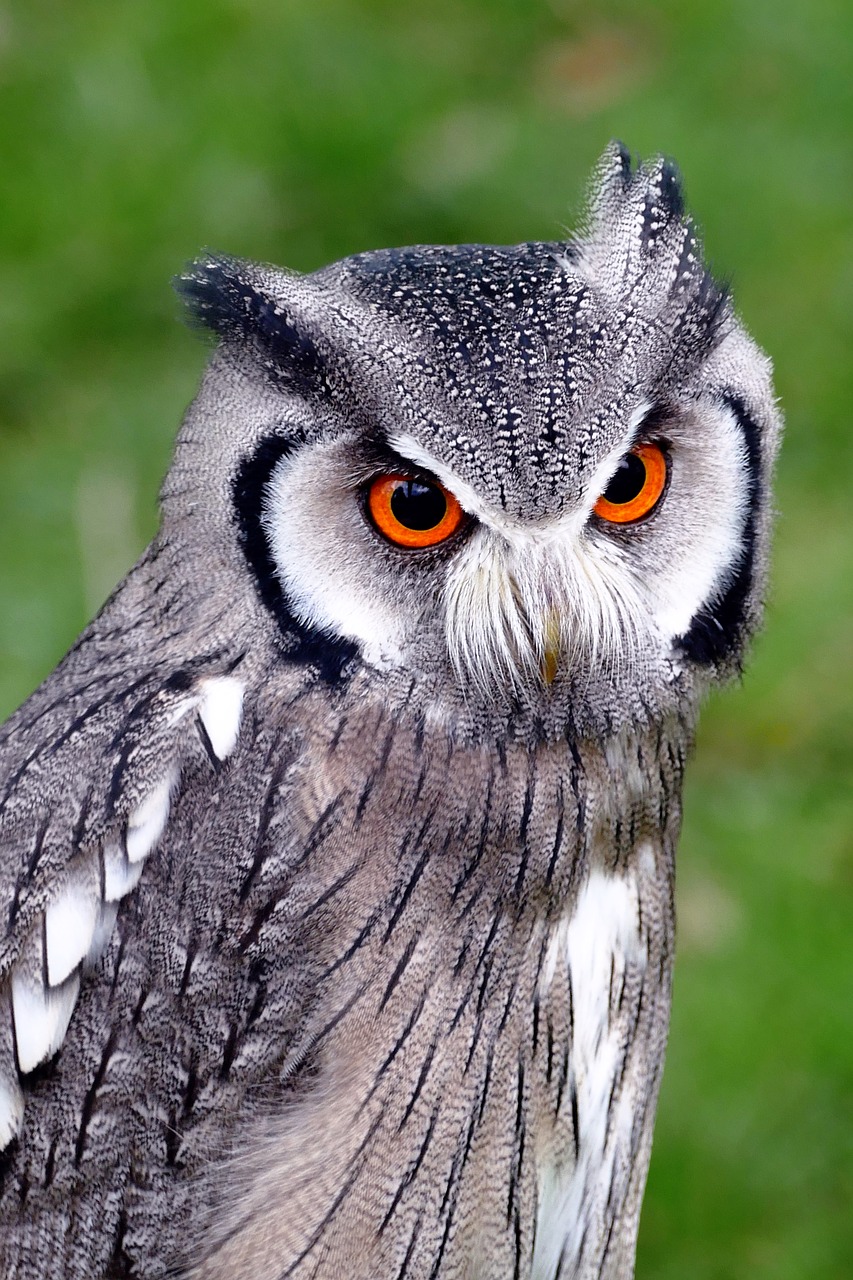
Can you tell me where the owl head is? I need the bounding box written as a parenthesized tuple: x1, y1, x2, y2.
(164, 142, 779, 743)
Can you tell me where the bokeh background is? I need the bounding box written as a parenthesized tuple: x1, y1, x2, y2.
(0, 1, 850, 1275)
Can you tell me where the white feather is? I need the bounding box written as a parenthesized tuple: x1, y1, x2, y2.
(199, 676, 245, 761)
(647, 402, 750, 640)
(263, 446, 407, 671)
(103, 840, 145, 900)
(444, 524, 643, 696)
(126, 772, 175, 864)
(0, 1074, 24, 1148)
(533, 869, 647, 1279)
(44, 884, 100, 987)
(12, 966, 80, 1075)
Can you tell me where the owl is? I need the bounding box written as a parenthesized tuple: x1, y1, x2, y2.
(0, 144, 779, 1279)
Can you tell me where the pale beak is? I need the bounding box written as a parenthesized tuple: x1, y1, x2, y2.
(540, 608, 561, 685)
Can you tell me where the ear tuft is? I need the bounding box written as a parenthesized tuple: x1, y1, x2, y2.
(657, 158, 685, 221)
(175, 254, 326, 394)
(578, 143, 729, 354)
(586, 144, 690, 258)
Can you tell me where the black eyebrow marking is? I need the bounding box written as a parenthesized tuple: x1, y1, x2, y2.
(232, 433, 357, 684)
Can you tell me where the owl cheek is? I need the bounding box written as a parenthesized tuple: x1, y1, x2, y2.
(637, 403, 757, 663)
(296, 579, 407, 671)
(270, 532, 407, 670)
(244, 441, 400, 669)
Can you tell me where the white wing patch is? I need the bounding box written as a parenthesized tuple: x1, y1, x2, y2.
(0, 1075, 24, 1149)
(0, 769, 180, 1146)
(44, 874, 101, 987)
(533, 867, 648, 1280)
(0, 667, 248, 1150)
(8, 769, 179, 1087)
(0, 639, 247, 1149)
(0, 670, 249, 1151)
(199, 676, 245, 762)
(12, 966, 81, 1076)
(126, 772, 177, 864)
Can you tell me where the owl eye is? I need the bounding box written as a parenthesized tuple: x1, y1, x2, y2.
(593, 442, 668, 524)
(367, 474, 465, 548)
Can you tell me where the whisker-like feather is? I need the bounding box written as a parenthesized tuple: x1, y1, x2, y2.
(445, 528, 645, 697)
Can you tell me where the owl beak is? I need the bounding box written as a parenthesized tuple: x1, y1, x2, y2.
(540, 609, 561, 686)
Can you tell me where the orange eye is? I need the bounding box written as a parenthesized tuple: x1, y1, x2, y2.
(592, 442, 668, 524)
(367, 474, 465, 548)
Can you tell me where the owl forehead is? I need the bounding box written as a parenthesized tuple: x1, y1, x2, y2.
(329, 243, 669, 517)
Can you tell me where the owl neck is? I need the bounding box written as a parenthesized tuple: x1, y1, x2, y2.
(274, 676, 691, 912)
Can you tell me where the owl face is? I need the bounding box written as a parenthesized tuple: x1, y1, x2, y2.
(174, 146, 779, 741)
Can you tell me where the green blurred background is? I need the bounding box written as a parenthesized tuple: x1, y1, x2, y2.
(0, 0, 850, 1274)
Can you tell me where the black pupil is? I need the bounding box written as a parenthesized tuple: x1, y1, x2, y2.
(390, 480, 447, 531)
(602, 452, 647, 505)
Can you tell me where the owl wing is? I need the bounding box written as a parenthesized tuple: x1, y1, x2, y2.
(0, 545, 249, 1148)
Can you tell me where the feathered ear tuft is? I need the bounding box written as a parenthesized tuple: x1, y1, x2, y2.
(656, 157, 685, 221)
(578, 143, 729, 353)
(586, 139, 634, 225)
(587, 143, 686, 243)
(175, 254, 326, 394)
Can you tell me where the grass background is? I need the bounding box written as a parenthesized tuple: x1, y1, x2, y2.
(0, 1, 850, 1274)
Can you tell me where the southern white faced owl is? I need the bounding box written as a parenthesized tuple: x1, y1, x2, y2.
(0, 144, 780, 1279)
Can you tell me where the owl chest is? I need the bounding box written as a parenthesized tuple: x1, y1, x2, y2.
(212, 724, 671, 1278)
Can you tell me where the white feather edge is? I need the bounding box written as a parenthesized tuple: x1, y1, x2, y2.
(86, 900, 119, 968)
(103, 840, 145, 901)
(0, 1072, 24, 1147)
(44, 883, 100, 987)
(198, 676, 245, 761)
(11, 967, 81, 1076)
(126, 770, 177, 864)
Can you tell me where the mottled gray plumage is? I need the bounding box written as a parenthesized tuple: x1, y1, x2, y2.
(0, 145, 780, 1279)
